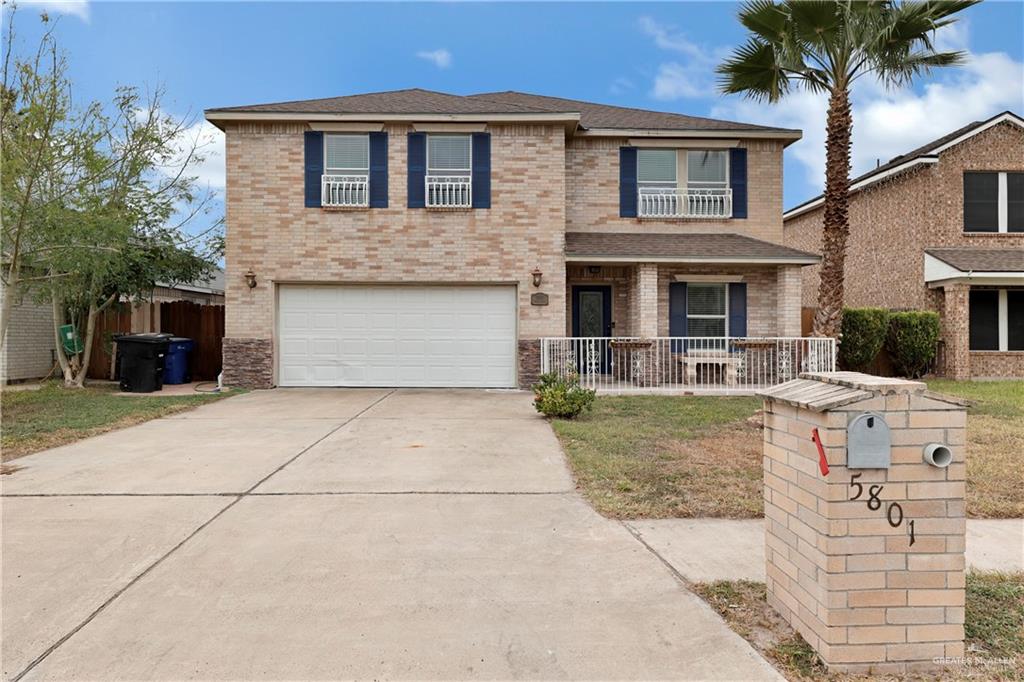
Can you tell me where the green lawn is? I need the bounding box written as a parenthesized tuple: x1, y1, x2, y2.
(695, 572, 1024, 681)
(927, 380, 1024, 518)
(1, 382, 235, 462)
(551, 395, 763, 518)
(552, 380, 1024, 519)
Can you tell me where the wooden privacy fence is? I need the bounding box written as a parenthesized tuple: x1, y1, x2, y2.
(158, 301, 225, 381)
(86, 305, 134, 380)
(86, 301, 224, 381)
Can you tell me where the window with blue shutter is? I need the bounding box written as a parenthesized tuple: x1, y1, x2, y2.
(620, 147, 638, 218)
(407, 133, 426, 208)
(304, 131, 323, 208)
(669, 282, 687, 351)
(728, 282, 747, 337)
(471, 133, 491, 208)
(729, 148, 747, 219)
(368, 132, 388, 208)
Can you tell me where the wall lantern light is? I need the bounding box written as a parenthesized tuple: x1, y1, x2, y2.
(531, 268, 543, 288)
(244, 269, 257, 289)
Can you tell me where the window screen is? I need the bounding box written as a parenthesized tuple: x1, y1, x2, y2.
(963, 172, 999, 232)
(325, 135, 369, 172)
(687, 151, 727, 186)
(969, 289, 999, 350)
(637, 149, 677, 184)
(687, 283, 727, 337)
(428, 135, 471, 174)
(1009, 290, 1024, 351)
(1007, 173, 1024, 233)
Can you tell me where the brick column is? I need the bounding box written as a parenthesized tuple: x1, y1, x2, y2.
(760, 373, 967, 675)
(941, 284, 970, 380)
(776, 266, 803, 337)
(637, 263, 659, 338)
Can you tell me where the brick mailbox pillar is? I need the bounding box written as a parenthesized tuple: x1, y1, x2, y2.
(758, 372, 968, 675)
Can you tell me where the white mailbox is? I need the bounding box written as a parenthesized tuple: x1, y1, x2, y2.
(847, 412, 891, 469)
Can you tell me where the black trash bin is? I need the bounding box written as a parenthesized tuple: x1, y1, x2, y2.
(113, 333, 172, 393)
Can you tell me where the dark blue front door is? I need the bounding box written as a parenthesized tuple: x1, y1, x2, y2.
(572, 285, 612, 373)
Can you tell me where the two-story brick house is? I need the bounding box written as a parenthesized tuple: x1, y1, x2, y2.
(206, 89, 825, 390)
(784, 112, 1024, 380)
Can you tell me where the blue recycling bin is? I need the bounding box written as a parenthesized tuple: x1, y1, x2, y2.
(163, 337, 194, 385)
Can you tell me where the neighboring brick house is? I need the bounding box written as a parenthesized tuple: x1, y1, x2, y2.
(205, 89, 820, 389)
(784, 112, 1024, 380)
(0, 279, 56, 383)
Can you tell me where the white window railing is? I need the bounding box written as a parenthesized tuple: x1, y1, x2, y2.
(540, 336, 836, 394)
(322, 174, 369, 208)
(638, 187, 732, 219)
(426, 175, 472, 208)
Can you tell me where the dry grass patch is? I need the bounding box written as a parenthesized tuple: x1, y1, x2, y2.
(927, 380, 1024, 519)
(695, 572, 1024, 681)
(550, 395, 763, 519)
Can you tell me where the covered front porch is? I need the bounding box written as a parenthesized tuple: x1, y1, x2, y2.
(546, 231, 832, 393)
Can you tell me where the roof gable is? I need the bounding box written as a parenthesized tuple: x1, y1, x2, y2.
(784, 111, 1024, 220)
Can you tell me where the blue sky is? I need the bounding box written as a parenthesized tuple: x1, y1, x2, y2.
(10, 0, 1024, 224)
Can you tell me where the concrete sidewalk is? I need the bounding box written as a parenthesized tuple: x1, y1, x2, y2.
(626, 518, 1024, 583)
(2, 388, 781, 681)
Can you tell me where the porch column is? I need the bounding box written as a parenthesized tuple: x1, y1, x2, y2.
(942, 283, 971, 379)
(637, 263, 659, 338)
(776, 266, 802, 337)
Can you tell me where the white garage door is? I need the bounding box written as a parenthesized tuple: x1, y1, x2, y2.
(278, 285, 517, 387)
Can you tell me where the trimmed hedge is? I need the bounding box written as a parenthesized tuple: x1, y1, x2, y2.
(885, 311, 941, 379)
(838, 308, 891, 371)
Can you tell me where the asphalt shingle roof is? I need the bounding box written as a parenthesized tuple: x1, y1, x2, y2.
(466, 91, 789, 132)
(925, 248, 1024, 273)
(207, 88, 799, 134)
(565, 232, 820, 262)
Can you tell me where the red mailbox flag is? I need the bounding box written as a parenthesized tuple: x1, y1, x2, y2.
(811, 428, 830, 476)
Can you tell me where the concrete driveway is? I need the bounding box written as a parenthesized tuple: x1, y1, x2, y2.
(2, 389, 780, 681)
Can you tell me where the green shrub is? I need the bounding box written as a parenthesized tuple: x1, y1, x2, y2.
(532, 372, 596, 419)
(885, 311, 941, 378)
(838, 308, 891, 371)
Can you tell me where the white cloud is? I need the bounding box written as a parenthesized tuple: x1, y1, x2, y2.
(712, 45, 1024, 194)
(416, 48, 452, 70)
(176, 119, 225, 193)
(639, 16, 728, 101)
(609, 77, 635, 96)
(18, 0, 89, 22)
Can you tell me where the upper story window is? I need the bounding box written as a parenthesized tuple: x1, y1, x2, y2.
(426, 135, 472, 208)
(323, 134, 369, 207)
(637, 149, 732, 219)
(964, 171, 1024, 233)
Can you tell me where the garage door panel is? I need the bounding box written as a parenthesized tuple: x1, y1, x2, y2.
(279, 285, 516, 387)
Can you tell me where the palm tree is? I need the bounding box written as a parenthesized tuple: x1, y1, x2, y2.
(718, 0, 975, 338)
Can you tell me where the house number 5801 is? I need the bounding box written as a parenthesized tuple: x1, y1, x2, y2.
(849, 473, 915, 546)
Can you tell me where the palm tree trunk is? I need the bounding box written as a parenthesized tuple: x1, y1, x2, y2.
(812, 86, 853, 339)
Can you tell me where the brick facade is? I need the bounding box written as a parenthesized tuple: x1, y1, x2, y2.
(223, 122, 568, 387)
(566, 138, 786, 243)
(1, 281, 56, 383)
(784, 121, 1024, 378)
(761, 374, 967, 675)
(222, 117, 801, 387)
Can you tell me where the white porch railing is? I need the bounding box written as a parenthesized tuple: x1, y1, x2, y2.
(426, 175, 472, 208)
(322, 174, 369, 207)
(540, 337, 836, 394)
(638, 187, 732, 219)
